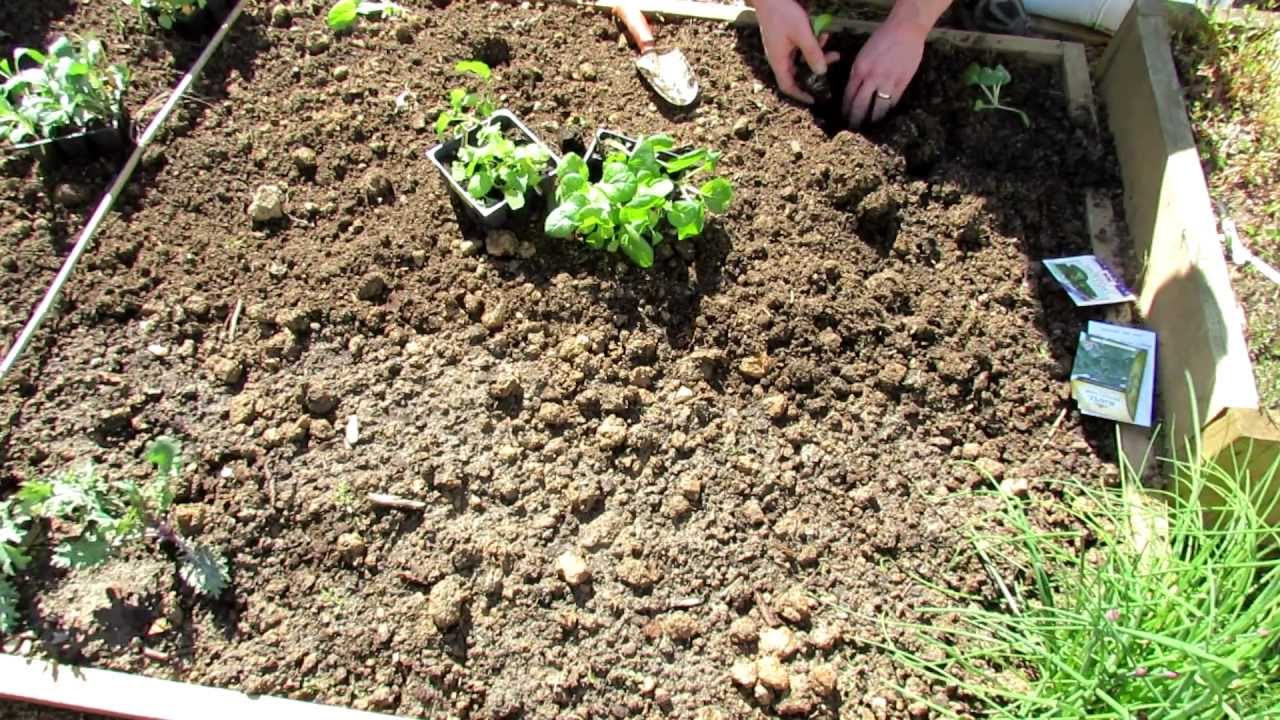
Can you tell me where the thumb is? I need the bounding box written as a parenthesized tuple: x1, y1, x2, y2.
(796, 30, 828, 76)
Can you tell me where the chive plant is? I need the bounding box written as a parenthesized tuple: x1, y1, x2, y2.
(846, 447, 1280, 718)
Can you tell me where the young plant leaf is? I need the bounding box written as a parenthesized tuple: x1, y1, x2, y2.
(546, 195, 587, 238)
(667, 199, 706, 241)
(455, 60, 491, 80)
(0, 577, 18, 633)
(177, 540, 229, 597)
(327, 0, 359, 30)
(619, 230, 654, 269)
(700, 178, 734, 213)
(53, 534, 111, 569)
(811, 13, 834, 37)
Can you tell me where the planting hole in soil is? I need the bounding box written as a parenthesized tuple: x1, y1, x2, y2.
(0, 3, 1134, 719)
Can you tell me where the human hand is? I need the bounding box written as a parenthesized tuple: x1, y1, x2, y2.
(842, 17, 927, 127)
(754, 0, 840, 104)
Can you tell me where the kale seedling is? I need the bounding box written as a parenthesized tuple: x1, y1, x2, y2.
(0, 437, 230, 631)
(545, 134, 733, 268)
(122, 0, 207, 30)
(436, 60, 550, 210)
(327, 0, 407, 31)
(0, 35, 129, 147)
(964, 63, 1030, 127)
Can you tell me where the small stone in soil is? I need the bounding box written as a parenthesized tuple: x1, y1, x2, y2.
(485, 229, 518, 257)
(270, 3, 291, 27)
(537, 401, 571, 427)
(809, 664, 839, 698)
(249, 185, 285, 223)
(776, 585, 815, 625)
(488, 375, 522, 399)
(732, 117, 753, 140)
(228, 393, 257, 425)
(729, 616, 758, 645)
(738, 355, 769, 380)
(763, 394, 788, 420)
(753, 684, 775, 707)
(361, 170, 393, 204)
(662, 611, 699, 642)
(742, 499, 766, 526)
(615, 557, 656, 591)
(556, 550, 590, 586)
(596, 416, 628, 449)
(1000, 476, 1029, 497)
(304, 385, 339, 416)
(755, 655, 789, 692)
(54, 182, 92, 208)
(810, 623, 842, 651)
(730, 658, 757, 687)
(336, 532, 366, 563)
(356, 273, 388, 302)
(427, 575, 469, 629)
(976, 457, 1006, 480)
(759, 626, 795, 658)
(291, 146, 318, 177)
(306, 31, 330, 54)
(206, 356, 244, 386)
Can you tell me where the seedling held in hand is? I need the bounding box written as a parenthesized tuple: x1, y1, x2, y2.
(801, 13, 835, 102)
(545, 134, 733, 268)
(327, 0, 406, 31)
(964, 63, 1030, 127)
(0, 35, 129, 147)
(435, 61, 550, 211)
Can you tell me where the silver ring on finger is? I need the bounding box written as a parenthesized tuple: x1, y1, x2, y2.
(875, 90, 892, 101)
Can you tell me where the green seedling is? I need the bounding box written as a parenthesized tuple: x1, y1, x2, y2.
(963, 63, 1030, 128)
(436, 60, 550, 210)
(811, 12, 834, 36)
(327, 0, 407, 31)
(545, 134, 733, 268)
(0, 437, 230, 631)
(0, 35, 129, 147)
(122, 0, 206, 30)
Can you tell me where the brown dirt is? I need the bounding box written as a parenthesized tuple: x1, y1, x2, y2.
(1, 2, 1123, 718)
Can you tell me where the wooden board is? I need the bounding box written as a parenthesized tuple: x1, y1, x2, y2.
(1200, 407, 1280, 525)
(1096, 0, 1260, 450)
(0, 654, 407, 720)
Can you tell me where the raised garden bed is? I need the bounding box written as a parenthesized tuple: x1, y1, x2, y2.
(0, 1, 1189, 718)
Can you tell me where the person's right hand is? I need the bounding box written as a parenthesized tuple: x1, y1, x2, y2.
(753, 0, 840, 104)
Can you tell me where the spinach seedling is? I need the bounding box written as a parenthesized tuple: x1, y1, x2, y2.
(964, 63, 1030, 127)
(122, 0, 206, 30)
(0, 437, 230, 631)
(0, 35, 129, 147)
(436, 60, 550, 210)
(800, 13, 835, 102)
(545, 134, 733, 268)
(327, 0, 407, 31)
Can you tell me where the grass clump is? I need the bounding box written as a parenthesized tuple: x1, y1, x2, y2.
(858, 448, 1280, 718)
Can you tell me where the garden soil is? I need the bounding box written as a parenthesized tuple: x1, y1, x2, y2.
(0, 2, 1123, 718)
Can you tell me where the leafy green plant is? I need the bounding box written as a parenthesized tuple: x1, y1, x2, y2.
(545, 135, 733, 268)
(327, 0, 406, 31)
(849, 449, 1280, 718)
(0, 437, 230, 631)
(0, 36, 129, 147)
(963, 63, 1030, 128)
(435, 60, 550, 211)
(122, 0, 206, 30)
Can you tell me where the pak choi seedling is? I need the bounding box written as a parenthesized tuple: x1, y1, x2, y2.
(545, 134, 733, 268)
(0, 35, 129, 147)
(0, 437, 229, 631)
(964, 63, 1030, 127)
(327, 0, 407, 31)
(435, 60, 550, 211)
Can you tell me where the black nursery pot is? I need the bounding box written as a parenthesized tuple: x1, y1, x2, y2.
(153, 0, 230, 40)
(583, 128, 692, 181)
(26, 114, 134, 166)
(427, 110, 559, 229)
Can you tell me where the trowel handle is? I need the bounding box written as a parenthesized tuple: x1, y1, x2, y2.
(614, 4, 656, 55)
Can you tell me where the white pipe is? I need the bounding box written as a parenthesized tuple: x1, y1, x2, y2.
(0, 653, 406, 720)
(0, 1, 248, 381)
(1023, 0, 1132, 32)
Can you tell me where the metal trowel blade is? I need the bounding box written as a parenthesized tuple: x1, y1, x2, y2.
(636, 48, 699, 107)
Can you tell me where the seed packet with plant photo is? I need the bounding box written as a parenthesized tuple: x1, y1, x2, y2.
(1043, 255, 1136, 306)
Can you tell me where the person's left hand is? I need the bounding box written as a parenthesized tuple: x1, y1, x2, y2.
(843, 18, 928, 128)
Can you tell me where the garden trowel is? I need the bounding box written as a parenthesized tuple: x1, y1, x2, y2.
(613, 3, 699, 106)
